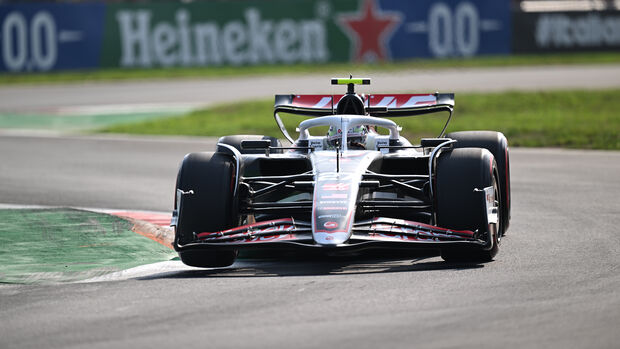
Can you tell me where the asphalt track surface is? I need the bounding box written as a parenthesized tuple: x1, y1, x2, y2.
(1, 65, 619, 348)
(1, 64, 620, 114)
(1, 133, 619, 349)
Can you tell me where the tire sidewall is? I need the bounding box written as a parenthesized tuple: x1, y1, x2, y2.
(447, 131, 511, 234)
(175, 152, 238, 246)
(435, 148, 500, 262)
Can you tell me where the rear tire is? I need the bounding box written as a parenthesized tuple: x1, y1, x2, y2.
(447, 131, 510, 235)
(174, 152, 238, 267)
(435, 148, 500, 262)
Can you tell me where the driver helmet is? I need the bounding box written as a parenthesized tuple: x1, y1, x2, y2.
(327, 125, 368, 149)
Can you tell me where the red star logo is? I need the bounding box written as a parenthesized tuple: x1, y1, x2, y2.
(338, 0, 403, 62)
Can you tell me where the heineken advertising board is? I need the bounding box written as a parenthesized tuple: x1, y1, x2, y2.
(101, 0, 345, 68)
(1, 0, 510, 72)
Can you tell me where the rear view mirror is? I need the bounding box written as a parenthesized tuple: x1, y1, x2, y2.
(241, 140, 271, 150)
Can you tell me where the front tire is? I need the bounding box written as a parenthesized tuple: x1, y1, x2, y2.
(447, 131, 511, 235)
(435, 148, 501, 262)
(174, 152, 238, 267)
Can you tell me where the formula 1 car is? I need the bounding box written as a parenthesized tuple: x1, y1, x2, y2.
(171, 78, 511, 267)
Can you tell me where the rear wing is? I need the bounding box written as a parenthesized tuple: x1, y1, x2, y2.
(274, 93, 455, 142)
(274, 93, 454, 116)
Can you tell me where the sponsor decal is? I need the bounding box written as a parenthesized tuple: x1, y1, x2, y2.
(323, 221, 339, 229)
(318, 214, 344, 219)
(322, 183, 349, 191)
(318, 200, 349, 204)
(321, 193, 348, 199)
(309, 139, 324, 150)
(321, 206, 348, 210)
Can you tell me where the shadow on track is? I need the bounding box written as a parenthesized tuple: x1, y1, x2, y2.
(138, 250, 484, 280)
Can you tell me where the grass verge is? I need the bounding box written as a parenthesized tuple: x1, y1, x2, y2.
(0, 208, 176, 284)
(103, 89, 620, 150)
(2, 52, 620, 85)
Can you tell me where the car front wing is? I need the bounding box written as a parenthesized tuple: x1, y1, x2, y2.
(176, 217, 491, 252)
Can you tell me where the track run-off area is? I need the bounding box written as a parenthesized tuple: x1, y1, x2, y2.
(0, 65, 619, 348)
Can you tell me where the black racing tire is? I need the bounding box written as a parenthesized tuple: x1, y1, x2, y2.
(447, 131, 511, 235)
(174, 152, 238, 267)
(217, 135, 282, 154)
(435, 148, 501, 262)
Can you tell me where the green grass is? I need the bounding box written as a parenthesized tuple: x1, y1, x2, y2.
(0, 208, 175, 284)
(3, 52, 620, 85)
(103, 89, 620, 150)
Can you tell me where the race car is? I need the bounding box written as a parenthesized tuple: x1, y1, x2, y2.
(171, 78, 511, 267)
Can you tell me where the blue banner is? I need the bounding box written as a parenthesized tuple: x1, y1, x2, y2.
(380, 0, 511, 59)
(0, 3, 105, 72)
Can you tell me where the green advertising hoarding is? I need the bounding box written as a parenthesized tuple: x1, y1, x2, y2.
(102, 0, 356, 68)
